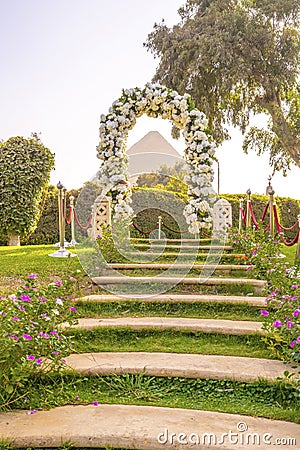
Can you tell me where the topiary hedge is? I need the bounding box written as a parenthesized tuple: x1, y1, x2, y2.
(0, 135, 55, 245)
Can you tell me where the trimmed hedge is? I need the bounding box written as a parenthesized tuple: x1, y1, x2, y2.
(1, 185, 299, 246)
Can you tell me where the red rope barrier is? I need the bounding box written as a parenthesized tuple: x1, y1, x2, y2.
(131, 222, 158, 235)
(65, 206, 72, 225)
(273, 205, 298, 231)
(73, 209, 93, 230)
(261, 202, 269, 221)
(249, 203, 259, 228)
(279, 229, 300, 246)
(162, 223, 189, 234)
(240, 207, 246, 226)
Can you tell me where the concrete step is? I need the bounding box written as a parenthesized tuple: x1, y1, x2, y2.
(92, 276, 266, 295)
(78, 293, 266, 306)
(107, 263, 249, 271)
(125, 251, 244, 258)
(1, 404, 299, 449)
(64, 352, 289, 383)
(133, 244, 233, 251)
(132, 238, 212, 243)
(66, 317, 263, 335)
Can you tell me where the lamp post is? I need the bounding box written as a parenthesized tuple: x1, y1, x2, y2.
(269, 188, 275, 239)
(69, 195, 78, 245)
(246, 189, 251, 228)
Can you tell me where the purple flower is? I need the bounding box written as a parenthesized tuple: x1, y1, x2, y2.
(55, 281, 63, 287)
(39, 296, 47, 303)
(9, 334, 19, 341)
(291, 285, 298, 289)
(26, 409, 37, 415)
(69, 277, 77, 282)
(70, 307, 77, 312)
(292, 309, 300, 317)
(261, 310, 269, 316)
(27, 355, 35, 361)
(273, 320, 282, 328)
(28, 273, 38, 279)
(11, 317, 19, 321)
(52, 351, 60, 355)
(20, 294, 31, 302)
(297, 336, 300, 343)
(75, 395, 80, 401)
(36, 358, 43, 365)
(22, 334, 33, 340)
(50, 329, 58, 335)
(286, 321, 294, 329)
(92, 401, 99, 406)
(290, 341, 296, 348)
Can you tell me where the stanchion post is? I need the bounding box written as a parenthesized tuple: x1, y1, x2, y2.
(158, 216, 162, 240)
(69, 195, 78, 245)
(246, 189, 251, 229)
(238, 198, 244, 233)
(295, 214, 300, 263)
(269, 188, 275, 238)
(48, 182, 76, 258)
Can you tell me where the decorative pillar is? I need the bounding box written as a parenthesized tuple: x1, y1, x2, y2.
(238, 198, 244, 233)
(295, 214, 300, 262)
(69, 195, 78, 245)
(158, 216, 162, 240)
(213, 198, 232, 235)
(269, 188, 275, 238)
(91, 196, 112, 239)
(246, 189, 251, 228)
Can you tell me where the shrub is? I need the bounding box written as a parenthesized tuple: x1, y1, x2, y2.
(0, 135, 55, 246)
(0, 274, 78, 410)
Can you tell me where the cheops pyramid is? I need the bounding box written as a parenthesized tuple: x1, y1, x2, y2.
(127, 130, 181, 157)
(127, 131, 182, 179)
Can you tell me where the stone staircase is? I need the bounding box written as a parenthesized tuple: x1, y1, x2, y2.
(1, 238, 299, 449)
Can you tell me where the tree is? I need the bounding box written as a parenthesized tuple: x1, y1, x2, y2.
(0, 134, 55, 245)
(145, 0, 300, 173)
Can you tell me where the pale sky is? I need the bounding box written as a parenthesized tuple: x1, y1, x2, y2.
(0, 0, 299, 198)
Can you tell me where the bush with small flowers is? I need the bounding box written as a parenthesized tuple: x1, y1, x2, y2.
(230, 227, 300, 385)
(0, 273, 78, 409)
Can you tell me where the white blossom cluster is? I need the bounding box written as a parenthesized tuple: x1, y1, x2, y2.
(97, 83, 216, 230)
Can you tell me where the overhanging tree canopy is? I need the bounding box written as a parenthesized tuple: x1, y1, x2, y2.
(145, 0, 300, 173)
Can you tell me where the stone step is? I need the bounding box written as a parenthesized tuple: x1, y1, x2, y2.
(1, 404, 299, 450)
(66, 317, 263, 335)
(125, 251, 244, 258)
(133, 244, 232, 251)
(92, 276, 266, 294)
(65, 352, 289, 382)
(107, 263, 249, 271)
(132, 238, 212, 243)
(78, 293, 266, 307)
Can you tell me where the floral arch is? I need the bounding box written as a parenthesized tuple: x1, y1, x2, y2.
(97, 83, 216, 233)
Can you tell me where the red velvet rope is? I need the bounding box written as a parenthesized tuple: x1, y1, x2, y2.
(65, 206, 72, 225)
(162, 223, 189, 234)
(261, 202, 269, 221)
(240, 207, 247, 226)
(273, 205, 298, 231)
(73, 209, 93, 230)
(132, 222, 158, 235)
(249, 202, 259, 228)
(279, 228, 300, 246)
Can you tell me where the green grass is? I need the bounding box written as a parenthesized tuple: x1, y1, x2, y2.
(8, 373, 300, 424)
(279, 243, 299, 265)
(68, 328, 275, 359)
(76, 300, 264, 321)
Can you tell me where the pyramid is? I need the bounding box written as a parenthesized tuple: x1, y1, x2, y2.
(127, 131, 182, 180)
(127, 131, 181, 157)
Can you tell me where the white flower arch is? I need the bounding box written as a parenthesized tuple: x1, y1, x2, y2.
(97, 83, 216, 233)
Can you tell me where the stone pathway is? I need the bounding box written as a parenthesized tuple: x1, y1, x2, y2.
(1, 404, 299, 450)
(66, 316, 264, 335)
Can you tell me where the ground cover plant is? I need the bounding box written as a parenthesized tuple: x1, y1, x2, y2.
(230, 227, 300, 387)
(0, 273, 78, 410)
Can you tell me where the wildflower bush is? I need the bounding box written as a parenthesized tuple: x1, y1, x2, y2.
(230, 228, 300, 386)
(0, 274, 78, 409)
